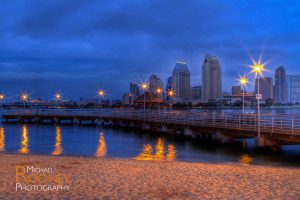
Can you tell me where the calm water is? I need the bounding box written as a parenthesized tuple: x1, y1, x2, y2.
(0, 122, 299, 167)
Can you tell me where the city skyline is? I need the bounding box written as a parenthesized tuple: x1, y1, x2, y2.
(0, 1, 300, 99)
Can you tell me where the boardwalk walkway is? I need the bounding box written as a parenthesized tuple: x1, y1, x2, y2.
(2, 109, 300, 145)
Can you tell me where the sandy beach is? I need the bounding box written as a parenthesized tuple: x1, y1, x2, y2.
(0, 153, 299, 200)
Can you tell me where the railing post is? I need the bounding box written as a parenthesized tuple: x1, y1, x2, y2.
(238, 114, 241, 129)
(271, 117, 274, 133)
(292, 116, 294, 135)
(281, 117, 283, 133)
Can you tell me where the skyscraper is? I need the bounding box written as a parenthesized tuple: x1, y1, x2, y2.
(130, 82, 139, 98)
(172, 62, 190, 101)
(191, 86, 202, 99)
(201, 55, 222, 101)
(274, 66, 288, 102)
(255, 77, 273, 101)
(149, 74, 163, 94)
(287, 75, 300, 103)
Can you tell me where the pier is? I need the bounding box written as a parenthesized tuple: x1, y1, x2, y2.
(2, 109, 300, 146)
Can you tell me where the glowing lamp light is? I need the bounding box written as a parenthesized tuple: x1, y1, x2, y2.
(252, 63, 264, 75)
(0, 94, 4, 100)
(141, 82, 148, 90)
(55, 93, 61, 100)
(167, 89, 174, 97)
(21, 93, 29, 101)
(156, 88, 162, 94)
(239, 76, 248, 87)
(98, 90, 105, 97)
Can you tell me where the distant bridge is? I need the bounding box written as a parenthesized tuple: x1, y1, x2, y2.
(1, 109, 300, 146)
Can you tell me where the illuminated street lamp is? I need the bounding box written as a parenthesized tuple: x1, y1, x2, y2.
(54, 93, 62, 109)
(156, 87, 162, 95)
(97, 89, 105, 111)
(167, 89, 174, 110)
(251, 62, 265, 138)
(156, 88, 162, 110)
(55, 93, 61, 101)
(0, 94, 4, 109)
(239, 75, 248, 114)
(20, 93, 29, 109)
(141, 82, 148, 122)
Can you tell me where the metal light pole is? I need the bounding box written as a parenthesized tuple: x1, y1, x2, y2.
(239, 76, 248, 114)
(98, 90, 104, 113)
(21, 93, 29, 110)
(141, 82, 148, 122)
(167, 89, 174, 111)
(0, 94, 4, 110)
(156, 87, 162, 111)
(55, 93, 61, 108)
(252, 63, 264, 138)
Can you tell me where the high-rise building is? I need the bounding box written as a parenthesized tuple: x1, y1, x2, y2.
(130, 82, 139, 99)
(172, 62, 190, 101)
(255, 77, 273, 101)
(191, 86, 202, 99)
(201, 55, 222, 101)
(274, 66, 288, 103)
(231, 86, 242, 95)
(287, 75, 300, 103)
(149, 74, 163, 94)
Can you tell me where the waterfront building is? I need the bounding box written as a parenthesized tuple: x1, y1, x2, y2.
(133, 91, 163, 108)
(149, 74, 163, 95)
(224, 93, 256, 106)
(255, 77, 273, 101)
(172, 62, 191, 101)
(130, 82, 139, 99)
(231, 86, 242, 95)
(201, 55, 222, 101)
(274, 66, 288, 103)
(191, 86, 202, 100)
(122, 93, 133, 105)
(287, 75, 300, 103)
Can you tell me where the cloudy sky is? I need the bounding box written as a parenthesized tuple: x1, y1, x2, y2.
(0, 0, 299, 100)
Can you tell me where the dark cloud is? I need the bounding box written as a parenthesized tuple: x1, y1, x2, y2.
(0, 0, 299, 99)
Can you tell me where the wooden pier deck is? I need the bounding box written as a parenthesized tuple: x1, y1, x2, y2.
(2, 109, 300, 145)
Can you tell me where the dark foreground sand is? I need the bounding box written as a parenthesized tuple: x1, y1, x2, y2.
(0, 153, 299, 200)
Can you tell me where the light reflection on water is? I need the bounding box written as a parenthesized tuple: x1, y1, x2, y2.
(19, 125, 29, 154)
(0, 127, 4, 151)
(52, 126, 63, 156)
(0, 123, 298, 167)
(239, 154, 253, 165)
(135, 138, 177, 161)
(96, 132, 107, 157)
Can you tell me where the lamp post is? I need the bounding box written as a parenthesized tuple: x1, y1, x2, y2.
(0, 94, 4, 110)
(20, 93, 29, 110)
(55, 93, 61, 108)
(141, 82, 148, 122)
(252, 63, 264, 138)
(167, 89, 174, 110)
(156, 87, 162, 110)
(97, 90, 105, 112)
(239, 76, 248, 114)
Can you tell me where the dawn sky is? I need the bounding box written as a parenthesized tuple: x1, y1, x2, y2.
(0, 0, 300, 100)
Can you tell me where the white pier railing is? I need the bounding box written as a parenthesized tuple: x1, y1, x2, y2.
(2, 109, 300, 136)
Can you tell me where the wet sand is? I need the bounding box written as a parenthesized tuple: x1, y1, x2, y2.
(0, 153, 299, 199)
